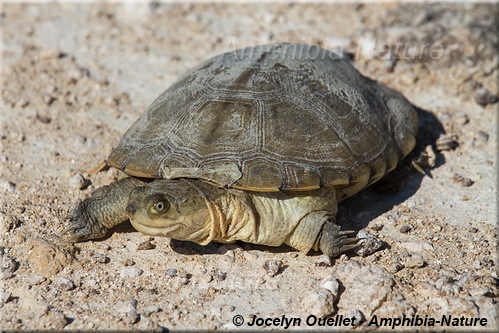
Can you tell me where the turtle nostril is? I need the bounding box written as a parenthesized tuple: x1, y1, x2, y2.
(126, 204, 137, 215)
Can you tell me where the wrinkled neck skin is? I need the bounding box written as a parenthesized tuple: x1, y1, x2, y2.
(217, 187, 337, 251)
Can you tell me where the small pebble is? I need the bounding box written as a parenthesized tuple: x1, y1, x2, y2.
(39, 302, 50, 316)
(477, 131, 489, 143)
(468, 227, 479, 233)
(404, 254, 425, 268)
(15, 98, 29, 108)
(301, 288, 335, 318)
(475, 87, 498, 106)
(1, 217, 17, 233)
(144, 305, 161, 316)
(117, 299, 137, 313)
(166, 268, 178, 278)
(47, 309, 69, 329)
(176, 270, 189, 279)
(68, 174, 89, 190)
(99, 243, 111, 251)
(243, 251, 259, 261)
(452, 173, 474, 187)
(386, 262, 403, 274)
(123, 299, 139, 325)
(179, 277, 190, 285)
(57, 278, 75, 291)
(320, 276, 340, 301)
(343, 309, 365, 326)
(263, 259, 283, 277)
(137, 240, 155, 251)
(10, 132, 25, 143)
(453, 112, 469, 126)
(40, 48, 65, 59)
(0, 180, 16, 192)
(439, 112, 452, 123)
(124, 258, 135, 266)
(201, 274, 213, 283)
(213, 269, 227, 282)
(222, 250, 236, 263)
(1, 292, 12, 303)
(27, 274, 46, 285)
(93, 253, 108, 264)
(470, 287, 493, 297)
(104, 96, 118, 106)
(315, 255, 332, 267)
(35, 113, 52, 124)
(120, 267, 143, 278)
(13, 235, 24, 245)
(171, 309, 180, 321)
(432, 224, 443, 232)
(399, 225, 412, 233)
(124, 309, 140, 324)
(1, 255, 18, 279)
(43, 94, 56, 106)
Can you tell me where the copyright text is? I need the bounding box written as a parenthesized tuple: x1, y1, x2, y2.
(232, 314, 489, 329)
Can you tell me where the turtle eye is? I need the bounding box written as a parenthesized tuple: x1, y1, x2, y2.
(147, 195, 170, 216)
(154, 201, 167, 212)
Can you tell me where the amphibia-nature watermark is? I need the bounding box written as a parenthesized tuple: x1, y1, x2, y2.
(222, 39, 445, 63)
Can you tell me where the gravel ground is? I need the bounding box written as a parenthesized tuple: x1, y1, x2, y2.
(1, 2, 497, 331)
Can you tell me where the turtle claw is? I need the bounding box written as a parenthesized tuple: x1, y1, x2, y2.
(334, 233, 362, 254)
(318, 221, 361, 257)
(338, 239, 362, 253)
(338, 230, 356, 236)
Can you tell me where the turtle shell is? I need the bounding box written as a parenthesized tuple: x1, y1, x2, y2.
(108, 43, 417, 197)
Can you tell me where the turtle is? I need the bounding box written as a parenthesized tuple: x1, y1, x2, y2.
(66, 43, 418, 258)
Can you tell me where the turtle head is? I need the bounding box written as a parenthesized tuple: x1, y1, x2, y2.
(126, 179, 212, 243)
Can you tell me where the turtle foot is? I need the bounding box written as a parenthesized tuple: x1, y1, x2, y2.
(63, 200, 108, 242)
(318, 220, 361, 257)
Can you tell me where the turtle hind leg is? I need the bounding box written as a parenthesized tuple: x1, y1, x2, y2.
(64, 177, 145, 242)
(316, 218, 360, 257)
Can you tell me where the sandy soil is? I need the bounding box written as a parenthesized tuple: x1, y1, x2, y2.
(1, 2, 497, 331)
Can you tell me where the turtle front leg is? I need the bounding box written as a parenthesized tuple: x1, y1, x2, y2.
(64, 177, 146, 242)
(316, 218, 359, 257)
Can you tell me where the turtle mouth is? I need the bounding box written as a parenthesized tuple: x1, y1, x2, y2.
(129, 219, 182, 237)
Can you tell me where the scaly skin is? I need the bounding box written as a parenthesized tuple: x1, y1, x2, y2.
(65, 177, 145, 242)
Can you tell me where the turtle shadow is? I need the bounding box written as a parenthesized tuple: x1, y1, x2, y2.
(169, 238, 299, 255)
(336, 106, 445, 232)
